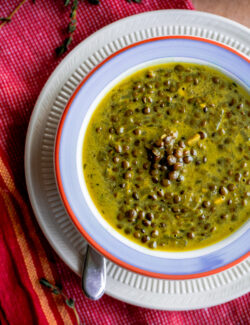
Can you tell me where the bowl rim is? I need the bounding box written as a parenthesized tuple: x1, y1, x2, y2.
(55, 35, 250, 279)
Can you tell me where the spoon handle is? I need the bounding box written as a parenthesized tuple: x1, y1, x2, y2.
(82, 245, 106, 300)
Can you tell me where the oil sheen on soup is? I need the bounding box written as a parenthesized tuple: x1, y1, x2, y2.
(83, 63, 250, 251)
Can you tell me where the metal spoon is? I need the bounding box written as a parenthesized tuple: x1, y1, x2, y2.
(81, 245, 106, 300)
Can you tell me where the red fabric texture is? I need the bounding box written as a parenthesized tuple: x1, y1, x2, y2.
(0, 1, 249, 324)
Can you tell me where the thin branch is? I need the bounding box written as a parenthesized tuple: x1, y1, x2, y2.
(40, 278, 80, 325)
(0, 0, 28, 30)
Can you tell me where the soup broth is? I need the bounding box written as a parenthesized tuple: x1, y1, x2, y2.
(83, 63, 250, 251)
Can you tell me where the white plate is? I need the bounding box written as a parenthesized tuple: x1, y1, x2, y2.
(25, 10, 250, 310)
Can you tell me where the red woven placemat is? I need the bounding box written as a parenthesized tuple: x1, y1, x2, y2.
(0, 1, 249, 324)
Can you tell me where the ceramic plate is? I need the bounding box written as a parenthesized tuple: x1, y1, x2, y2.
(25, 10, 250, 309)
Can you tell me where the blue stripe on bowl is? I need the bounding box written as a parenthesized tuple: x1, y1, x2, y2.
(59, 38, 250, 276)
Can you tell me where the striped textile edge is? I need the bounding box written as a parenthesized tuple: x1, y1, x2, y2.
(0, 146, 76, 325)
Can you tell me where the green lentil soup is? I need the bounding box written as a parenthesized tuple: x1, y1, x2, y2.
(83, 63, 250, 251)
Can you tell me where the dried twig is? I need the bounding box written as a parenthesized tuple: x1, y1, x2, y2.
(0, 0, 29, 29)
(40, 278, 80, 325)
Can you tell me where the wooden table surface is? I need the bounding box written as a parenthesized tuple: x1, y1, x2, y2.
(192, 0, 250, 28)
